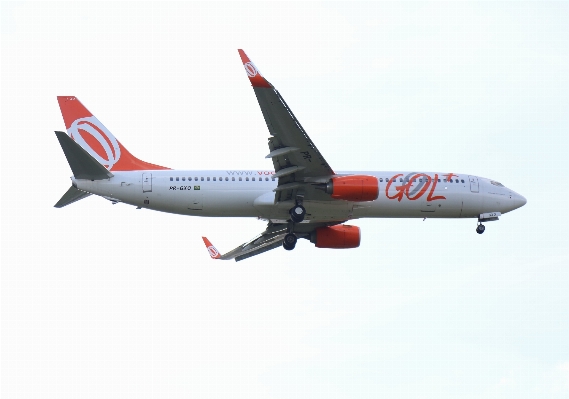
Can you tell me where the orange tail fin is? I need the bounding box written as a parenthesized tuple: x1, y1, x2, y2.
(57, 96, 169, 171)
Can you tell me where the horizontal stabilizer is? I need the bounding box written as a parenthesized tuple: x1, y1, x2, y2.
(55, 131, 113, 180)
(54, 185, 92, 208)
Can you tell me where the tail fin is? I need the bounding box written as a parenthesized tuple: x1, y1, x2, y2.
(202, 237, 221, 259)
(57, 96, 170, 171)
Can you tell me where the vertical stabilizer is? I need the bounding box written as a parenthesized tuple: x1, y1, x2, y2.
(57, 96, 170, 171)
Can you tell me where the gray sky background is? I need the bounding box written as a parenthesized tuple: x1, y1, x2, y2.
(2, 2, 568, 398)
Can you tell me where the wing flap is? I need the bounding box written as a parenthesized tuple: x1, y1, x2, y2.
(235, 241, 284, 262)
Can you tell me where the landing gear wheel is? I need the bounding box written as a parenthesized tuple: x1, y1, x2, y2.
(289, 205, 306, 223)
(283, 233, 297, 251)
(476, 224, 486, 234)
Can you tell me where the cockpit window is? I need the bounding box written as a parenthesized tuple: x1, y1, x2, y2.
(490, 181, 504, 187)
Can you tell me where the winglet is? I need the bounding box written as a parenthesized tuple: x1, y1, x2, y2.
(202, 237, 221, 259)
(238, 49, 272, 88)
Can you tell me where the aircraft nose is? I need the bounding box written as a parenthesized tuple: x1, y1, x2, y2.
(514, 193, 527, 209)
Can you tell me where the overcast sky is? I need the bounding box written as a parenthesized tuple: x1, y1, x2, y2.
(2, 2, 568, 398)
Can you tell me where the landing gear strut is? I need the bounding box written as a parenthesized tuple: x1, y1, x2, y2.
(284, 195, 304, 250)
(476, 223, 486, 234)
(283, 233, 297, 250)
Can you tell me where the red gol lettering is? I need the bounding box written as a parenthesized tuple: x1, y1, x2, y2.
(443, 173, 457, 182)
(386, 173, 446, 202)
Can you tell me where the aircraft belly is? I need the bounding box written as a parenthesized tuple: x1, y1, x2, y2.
(304, 200, 352, 221)
(461, 192, 485, 218)
(204, 189, 263, 217)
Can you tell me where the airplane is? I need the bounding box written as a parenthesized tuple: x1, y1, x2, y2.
(53, 49, 527, 261)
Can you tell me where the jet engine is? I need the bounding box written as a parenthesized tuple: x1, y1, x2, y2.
(311, 225, 361, 249)
(324, 175, 379, 202)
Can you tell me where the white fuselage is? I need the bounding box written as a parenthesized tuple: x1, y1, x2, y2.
(73, 170, 526, 223)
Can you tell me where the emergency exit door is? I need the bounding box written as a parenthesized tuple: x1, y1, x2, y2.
(142, 173, 152, 192)
(468, 176, 479, 193)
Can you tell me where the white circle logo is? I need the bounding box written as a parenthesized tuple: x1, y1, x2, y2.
(207, 245, 219, 258)
(68, 116, 121, 170)
(244, 62, 258, 78)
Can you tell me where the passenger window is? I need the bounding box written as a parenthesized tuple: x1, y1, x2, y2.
(170, 177, 173, 181)
(379, 178, 383, 182)
(265, 177, 269, 181)
(399, 178, 403, 182)
(252, 177, 255, 181)
(213, 177, 216, 181)
(207, 177, 210, 181)
(246, 177, 249, 181)
(188, 177, 192, 181)
(438, 179, 441, 182)
(219, 177, 222, 181)
(182, 177, 185, 181)
(201, 177, 204, 181)
(176, 177, 179, 181)
(232, 177, 235, 181)
(461, 179, 465, 183)
(271, 177, 275, 181)
(225, 177, 229, 181)
(239, 177, 242, 181)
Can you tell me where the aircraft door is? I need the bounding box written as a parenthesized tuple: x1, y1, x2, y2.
(142, 173, 152, 192)
(468, 176, 479, 193)
(188, 189, 203, 210)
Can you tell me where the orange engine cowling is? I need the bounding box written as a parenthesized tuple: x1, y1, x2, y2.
(325, 175, 379, 202)
(311, 225, 361, 249)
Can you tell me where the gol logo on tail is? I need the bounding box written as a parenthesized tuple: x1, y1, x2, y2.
(69, 116, 121, 170)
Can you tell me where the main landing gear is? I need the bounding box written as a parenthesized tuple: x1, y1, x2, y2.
(476, 223, 486, 234)
(283, 233, 298, 251)
(283, 196, 305, 250)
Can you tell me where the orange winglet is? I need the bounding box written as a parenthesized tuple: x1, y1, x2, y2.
(202, 237, 221, 259)
(238, 49, 272, 88)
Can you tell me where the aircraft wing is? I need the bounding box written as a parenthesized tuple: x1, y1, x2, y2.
(238, 50, 336, 203)
(203, 223, 288, 262)
(203, 221, 341, 262)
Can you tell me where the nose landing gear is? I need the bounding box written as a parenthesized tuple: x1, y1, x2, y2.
(476, 223, 485, 234)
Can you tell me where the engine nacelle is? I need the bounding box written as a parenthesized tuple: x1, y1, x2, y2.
(311, 225, 361, 249)
(325, 175, 379, 202)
